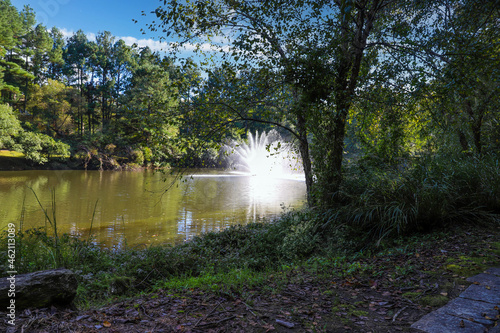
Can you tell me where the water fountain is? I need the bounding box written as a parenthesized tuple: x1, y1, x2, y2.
(227, 130, 303, 179)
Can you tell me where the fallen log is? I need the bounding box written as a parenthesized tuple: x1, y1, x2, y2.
(0, 268, 78, 310)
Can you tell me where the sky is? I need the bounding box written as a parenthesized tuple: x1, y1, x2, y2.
(11, 0, 172, 53)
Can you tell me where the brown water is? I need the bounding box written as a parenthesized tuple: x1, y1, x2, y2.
(0, 170, 306, 248)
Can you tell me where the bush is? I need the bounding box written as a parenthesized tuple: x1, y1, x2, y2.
(327, 153, 500, 244)
(13, 131, 70, 164)
(0, 104, 22, 149)
(131, 149, 144, 165)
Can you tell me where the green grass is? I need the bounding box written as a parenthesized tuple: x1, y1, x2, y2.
(158, 268, 271, 293)
(0, 150, 25, 158)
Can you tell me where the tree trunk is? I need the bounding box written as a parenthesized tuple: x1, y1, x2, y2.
(315, 0, 379, 205)
(465, 100, 484, 154)
(296, 110, 314, 206)
(458, 130, 469, 151)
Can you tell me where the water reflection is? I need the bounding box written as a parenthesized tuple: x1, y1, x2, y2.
(0, 170, 306, 248)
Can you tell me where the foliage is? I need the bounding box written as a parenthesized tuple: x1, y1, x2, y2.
(0, 102, 69, 164)
(27, 79, 79, 136)
(0, 0, 35, 100)
(328, 153, 500, 244)
(0, 205, 349, 304)
(13, 130, 70, 164)
(149, 0, 399, 204)
(0, 103, 22, 148)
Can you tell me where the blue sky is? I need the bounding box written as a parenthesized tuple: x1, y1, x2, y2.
(11, 0, 171, 52)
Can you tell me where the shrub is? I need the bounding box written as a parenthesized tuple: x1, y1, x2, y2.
(327, 153, 500, 244)
(0, 104, 22, 149)
(13, 131, 70, 164)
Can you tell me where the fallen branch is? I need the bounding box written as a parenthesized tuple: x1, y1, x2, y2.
(194, 301, 223, 328)
(276, 319, 295, 328)
(392, 306, 408, 322)
(195, 315, 236, 328)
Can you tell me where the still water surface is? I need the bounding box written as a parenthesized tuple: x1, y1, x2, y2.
(0, 170, 306, 248)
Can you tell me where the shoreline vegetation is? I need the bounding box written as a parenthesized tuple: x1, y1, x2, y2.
(1, 151, 499, 331)
(0, 214, 499, 331)
(0, 149, 152, 171)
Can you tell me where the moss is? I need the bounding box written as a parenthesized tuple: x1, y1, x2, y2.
(332, 302, 368, 318)
(445, 254, 492, 276)
(440, 281, 455, 293)
(492, 242, 500, 256)
(351, 310, 369, 317)
(402, 291, 422, 301)
(420, 295, 449, 307)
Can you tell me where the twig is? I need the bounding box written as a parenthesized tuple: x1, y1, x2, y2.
(195, 315, 236, 328)
(194, 301, 223, 328)
(140, 305, 154, 319)
(244, 302, 259, 318)
(392, 306, 408, 322)
(276, 319, 295, 328)
(244, 302, 269, 326)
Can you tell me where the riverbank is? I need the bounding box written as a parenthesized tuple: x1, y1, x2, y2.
(0, 150, 147, 171)
(0, 150, 77, 171)
(1, 221, 499, 332)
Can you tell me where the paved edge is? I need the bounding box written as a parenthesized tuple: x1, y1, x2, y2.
(411, 267, 500, 333)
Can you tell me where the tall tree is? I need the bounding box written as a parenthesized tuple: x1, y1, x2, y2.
(111, 39, 133, 113)
(119, 47, 179, 153)
(0, 1, 34, 103)
(64, 30, 90, 135)
(47, 27, 65, 81)
(150, 0, 393, 205)
(94, 31, 115, 128)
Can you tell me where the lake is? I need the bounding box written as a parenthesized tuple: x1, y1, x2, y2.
(0, 170, 306, 248)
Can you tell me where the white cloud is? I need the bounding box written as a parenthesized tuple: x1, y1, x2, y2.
(58, 27, 96, 42)
(118, 36, 168, 52)
(57, 28, 231, 58)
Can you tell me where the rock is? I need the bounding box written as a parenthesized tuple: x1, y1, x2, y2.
(411, 311, 488, 333)
(0, 268, 78, 310)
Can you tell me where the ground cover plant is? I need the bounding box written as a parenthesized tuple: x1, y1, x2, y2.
(1, 153, 498, 331)
(0, 218, 498, 332)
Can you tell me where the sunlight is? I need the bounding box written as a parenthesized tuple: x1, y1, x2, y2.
(232, 131, 303, 179)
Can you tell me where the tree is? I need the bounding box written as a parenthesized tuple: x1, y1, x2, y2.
(428, 0, 499, 154)
(0, 0, 34, 102)
(118, 48, 179, 161)
(64, 29, 90, 136)
(150, 0, 393, 205)
(0, 103, 22, 148)
(364, 0, 499, 156)
(94, 31, 115, 128)
(16, 6, 51, 111)
(27, 79, 79, 137)
(111, 39, 133, 111)
(47, 27, 65, 81)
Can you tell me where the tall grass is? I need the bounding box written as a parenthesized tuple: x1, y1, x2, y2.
(327, 153, 500, 244)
